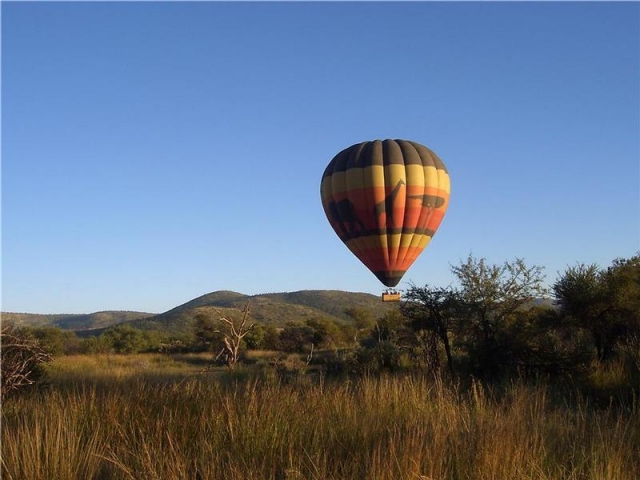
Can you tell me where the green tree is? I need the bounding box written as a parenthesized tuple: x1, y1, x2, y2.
(193, 311, 224, 352)
(261, 325, 281, 351)
(305, 317, 343, 349)
(357, 309, 409, 372)
(279, 323, 315, 353)
(502, 305, 592, 376)
(401, 283, 459, 375)
(344, 307, 375, 344)
(554, 255, 640, 362)
(27, 327, 83, 356)
(243, 324, 267, 350)
(81, 334, 114, 354)
(101, 324, 147, 354)
(553, 263, 609, 360)
(452, 255, 548, 377)
(603, 255, 640, 336)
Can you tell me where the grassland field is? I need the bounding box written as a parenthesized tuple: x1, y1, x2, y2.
(2, 352, 639, 480)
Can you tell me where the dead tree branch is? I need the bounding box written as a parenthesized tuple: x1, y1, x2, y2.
(1, 323, 52, 400)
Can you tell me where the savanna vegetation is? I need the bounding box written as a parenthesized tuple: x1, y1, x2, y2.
(2, 254, 639, 479)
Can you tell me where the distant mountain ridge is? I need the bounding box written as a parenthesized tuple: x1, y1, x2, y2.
(1, 311, 155, 332)
(2, 290, 396, 334)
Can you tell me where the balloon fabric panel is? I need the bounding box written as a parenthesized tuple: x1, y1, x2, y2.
(321, 139, 450, 288)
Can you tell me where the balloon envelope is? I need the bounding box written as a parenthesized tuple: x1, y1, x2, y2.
(321, 139, 450, 287)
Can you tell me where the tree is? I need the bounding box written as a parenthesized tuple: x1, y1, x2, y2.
(554, 255, 640, 362)
(28, 326, 83, 356)
(193, 310, 224, 352)
(101, 324, 147, 354)
(553, 263, 601, 315)
(243, 324, 267, 350)
(602, 255, 640, 337)
(278, 323, 315, 353)
(260, 325, 282, 351)
(452, 255, 548, 377)
(401, 283, 459, 375)
(213, 304, 255, 370)
(553, 263, 610, 360)
(357, 309, 409, 372)
(81, 334, 115, 355)
(305, 317, 343, 349)
(344, 307, 375, 344)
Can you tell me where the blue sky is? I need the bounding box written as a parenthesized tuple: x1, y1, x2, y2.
(2, 2, 639, 314)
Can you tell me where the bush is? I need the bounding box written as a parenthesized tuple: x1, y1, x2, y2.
(1, 323, 52, 400)
(100, 324, 148, 354)
(28, 326, 83, 356)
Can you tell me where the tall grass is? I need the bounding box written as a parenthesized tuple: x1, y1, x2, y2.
(2, 357, 639, 479)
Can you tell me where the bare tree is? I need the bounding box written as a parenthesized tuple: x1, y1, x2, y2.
(213, 304, 255, 370)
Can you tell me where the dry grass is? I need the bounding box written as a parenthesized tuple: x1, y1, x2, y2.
(2, 354, 639, 480)
(44, 353, 215, 383)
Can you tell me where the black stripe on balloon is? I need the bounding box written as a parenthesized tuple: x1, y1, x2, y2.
(333, 227, 437, 242)
(373, 271, 406, 288)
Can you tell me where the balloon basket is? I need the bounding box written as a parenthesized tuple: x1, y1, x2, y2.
(382, 290, 401, 302)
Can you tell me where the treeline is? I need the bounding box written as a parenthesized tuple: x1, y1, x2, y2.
(7, 314, 365, 357)
(393, 254, 640, 381)
(4, 253, 639, 388)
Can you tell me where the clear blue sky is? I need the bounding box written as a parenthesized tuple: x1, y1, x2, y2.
(2, 2, 639, 314)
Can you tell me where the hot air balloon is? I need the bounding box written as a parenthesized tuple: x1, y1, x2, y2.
(320, 139, 450, 301)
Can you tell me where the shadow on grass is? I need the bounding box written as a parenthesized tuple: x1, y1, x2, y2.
(169, 353, 215, 367)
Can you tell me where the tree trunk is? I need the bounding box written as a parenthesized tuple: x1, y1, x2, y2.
(440, 329, 454, 376)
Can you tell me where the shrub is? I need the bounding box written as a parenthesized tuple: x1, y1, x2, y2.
(1, 323, 52, 400)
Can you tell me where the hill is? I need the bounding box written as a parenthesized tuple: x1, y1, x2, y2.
(128, 290, 396, 334)
(2, 290, 396, 336)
